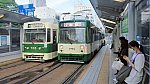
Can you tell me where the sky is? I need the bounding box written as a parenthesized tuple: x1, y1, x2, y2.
(15, 0, 91, 13)
(15, 0, 104, 32)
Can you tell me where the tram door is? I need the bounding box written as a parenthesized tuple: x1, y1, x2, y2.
(53, 30, 57, 43)
(53, 30, 57, 52)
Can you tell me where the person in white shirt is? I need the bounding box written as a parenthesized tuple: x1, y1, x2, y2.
(123, 40, 145, 84)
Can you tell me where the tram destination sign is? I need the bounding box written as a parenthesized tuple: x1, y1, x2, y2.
(28, 23, 45, 28)
(60, 22, 85, 27)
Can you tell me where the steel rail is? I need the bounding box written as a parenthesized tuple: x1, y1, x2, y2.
(0, 63, 43, 81)
(62, 64, 86, 84)
(0, 61, 26, 71)
(24, 62, 63, 84)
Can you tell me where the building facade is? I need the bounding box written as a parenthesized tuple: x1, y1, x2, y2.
(135, 0, 150, 83)
(74, 3, 92, 12)
(35, 7, 56, 21)
(29, 0, 46, 7)
(119, 0, 150, 83)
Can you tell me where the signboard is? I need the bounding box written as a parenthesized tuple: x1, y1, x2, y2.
(18, 4, 35, 17)
(0, 36, 9, 46)
(61, 22, 85, 27)
(28, 23, 45, 28)
(121, 15, 128, 33)
(0, 36, 1, 46)
(1, 36, 7, 46)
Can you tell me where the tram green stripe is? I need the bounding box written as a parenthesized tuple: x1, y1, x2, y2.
(22, 43, 57, 53)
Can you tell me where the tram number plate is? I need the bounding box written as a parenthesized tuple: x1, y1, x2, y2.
(69, 48, 75, 50)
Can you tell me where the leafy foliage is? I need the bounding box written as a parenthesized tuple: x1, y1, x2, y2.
(0, 0, 18, 10)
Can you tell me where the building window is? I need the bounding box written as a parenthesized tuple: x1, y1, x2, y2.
(136, 0, 150, 83)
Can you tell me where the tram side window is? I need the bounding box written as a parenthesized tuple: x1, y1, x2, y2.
(87, 28, 91, 43)
(99, 33, 101, 40)
(91, 29, 94, 42)
(95, 32, 99, 41)
(93, 30, 97, 41)
(53, 30, 57, 43)
(47, 29, 51, 42)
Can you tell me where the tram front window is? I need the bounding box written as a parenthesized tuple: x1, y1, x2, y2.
(24, 29, 46, 42)
(60, 28, 85, 43)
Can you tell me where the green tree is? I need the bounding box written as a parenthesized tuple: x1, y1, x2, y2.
(0, 0, 18, 10)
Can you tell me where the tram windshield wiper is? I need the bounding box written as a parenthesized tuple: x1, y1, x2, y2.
(32, 41, 34, 44)
(68, 40, 72, 44)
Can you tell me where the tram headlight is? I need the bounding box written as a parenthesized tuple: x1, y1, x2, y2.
(80, 45, 84, 49)
(39, 47, 41, 50)
(60, 45, 63, 49)
(26, 47, 29, 49)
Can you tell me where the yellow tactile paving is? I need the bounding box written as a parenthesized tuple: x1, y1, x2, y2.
(74, 52, 98, 84)
(96, 47, 110, 84)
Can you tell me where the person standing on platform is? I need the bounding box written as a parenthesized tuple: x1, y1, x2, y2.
(114, 36, 128, 66)
(123, 41, 145, 84)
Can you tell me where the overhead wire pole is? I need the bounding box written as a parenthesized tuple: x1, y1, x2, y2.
(8, 22, 12, 52)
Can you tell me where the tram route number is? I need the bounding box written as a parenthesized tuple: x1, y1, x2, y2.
(69, 48, 75, 50)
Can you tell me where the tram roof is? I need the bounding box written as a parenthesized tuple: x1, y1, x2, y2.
(0, 9, 40, 23)
(89, 0, 128, 28)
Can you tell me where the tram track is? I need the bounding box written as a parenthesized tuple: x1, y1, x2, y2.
(0, 59, 86, 84)
(0, 60, 26, 71)
(0, 62, 42, 80)
(0, 61, 58, 84)
(30, 63, 85, 84)
(62, 64, 85, 84)
(0, 58, 22, 67)
(25, 62, 63, 84)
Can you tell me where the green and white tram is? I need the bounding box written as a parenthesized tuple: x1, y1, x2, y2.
(58, 20, 104, 63)
(22, 21, 58, 62)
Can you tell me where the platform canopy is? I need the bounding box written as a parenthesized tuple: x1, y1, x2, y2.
(0, 9, 40, 23)
(90, 0, 128, 28)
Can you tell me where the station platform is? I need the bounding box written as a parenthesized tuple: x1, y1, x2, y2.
(75, 44, 116, 84)
(0, 51, 21, 63)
